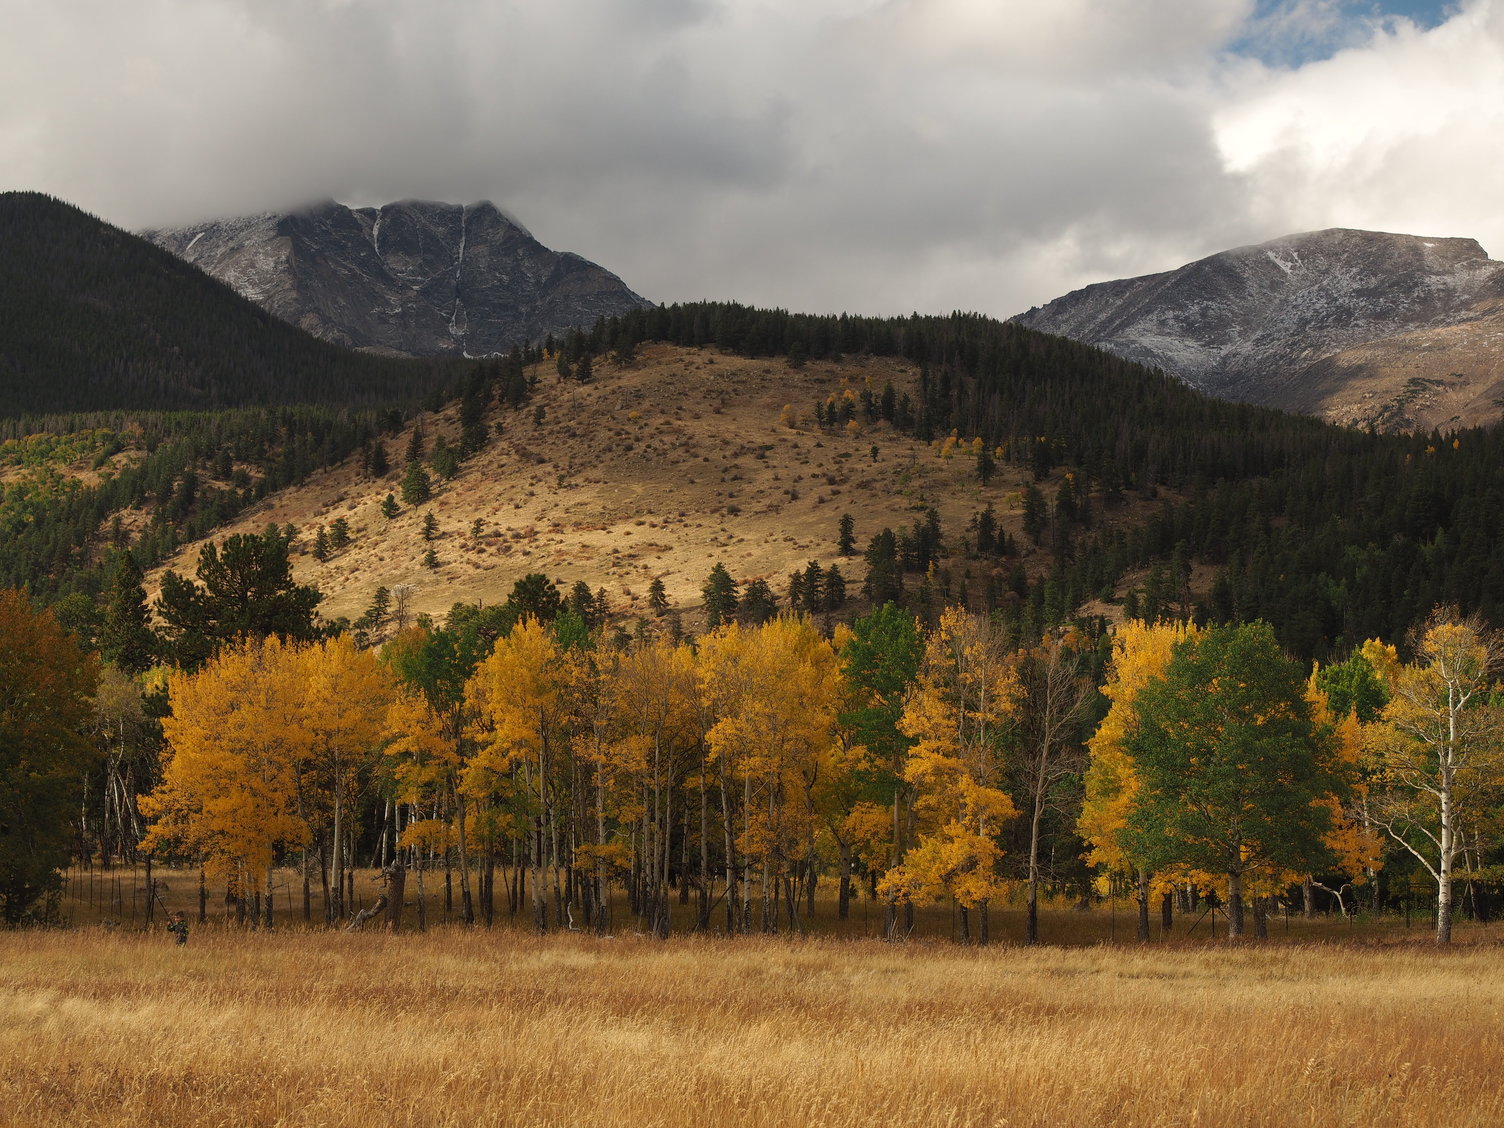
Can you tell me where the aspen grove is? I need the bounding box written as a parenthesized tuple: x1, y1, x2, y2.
(113, 603, 1504, 944)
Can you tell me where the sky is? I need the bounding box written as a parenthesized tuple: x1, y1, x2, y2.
(1, 0, 1497, 319)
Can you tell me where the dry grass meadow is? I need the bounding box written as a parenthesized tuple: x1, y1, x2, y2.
(6, 872, 1504, 1128)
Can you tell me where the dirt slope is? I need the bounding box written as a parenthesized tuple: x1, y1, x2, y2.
(146, 344, 1051, 631)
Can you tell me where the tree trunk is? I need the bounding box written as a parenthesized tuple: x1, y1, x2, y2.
(1136, 869, 1150, 942)
(386, 864, 406, 932)
(1437, 782, 1455, 944)
(1226, 871, 1244, 939)
(837, 841, 852, 920)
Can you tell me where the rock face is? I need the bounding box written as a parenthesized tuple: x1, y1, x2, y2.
(143, 200, 654, 357)
(1012, 228, 1504, 431)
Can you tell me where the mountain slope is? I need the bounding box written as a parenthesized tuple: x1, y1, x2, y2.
(143, 344, 1044, 630)
(0, 192, 459, 418)
(1011, 228, 1504, 431)
(143, 199, 655, 357)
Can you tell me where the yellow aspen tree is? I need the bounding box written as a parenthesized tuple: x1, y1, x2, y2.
(1078, 619, 1198, 941)
(1365, 609, 1504, 943)
(882, 607, 1020, 944)
(609, 636, 698, 937)
(699, 617, 843, 934)
(467, 617, 581, 932)
(142, 637, 307, 923)
(296, 634, 395, 924)
(382, 687, 456, 930)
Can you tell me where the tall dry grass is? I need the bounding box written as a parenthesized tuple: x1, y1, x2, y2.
(3, 921, 1503, 1127)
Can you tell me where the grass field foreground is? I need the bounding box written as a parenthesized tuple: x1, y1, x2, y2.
(3, 925, 1503, 1127)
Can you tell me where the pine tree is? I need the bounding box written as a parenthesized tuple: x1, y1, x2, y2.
(423, 547, 439, 569)
(862, 529, 903, 606)
(401, 463, 432, 507)
(421, 512, 439, 542)
(405, 425, 426, 465)
(328, 517, 351, 550)
(977, 442, 996, 485)
(312, 526, 330, 561)
(431, 435, 460, 481)
(381, 493, 400, 519)
(702, 563, 739, 629)
(647, 577, 669, 615)
(740, 578, 779, 625)
(99, 549, 157, 675)
(838, 513, 856, 556)
(823, 565, 847, 611)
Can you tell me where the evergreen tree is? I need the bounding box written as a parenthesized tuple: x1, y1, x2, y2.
(838, 512, 856, 556)
(802, 561, 825, 614)
(405, 425, 426, 466)
(702, 562, 739, 629)
(423, 546, 440, 569)
(381, 493, 400, 519)
(740, 578, 779, 625)
(823, 565, 847, 611)
(329, 516, 351, 550)
(371, 439, 390, 478)
(1023, 484, 1048, 546)
(977, 442, 996, 485)
(401, 462, 432, 507)
(862, 529, 903, 606)
(354, 586, 391, 636)
(312, 526, 330, 561)
(155, 530, 322, 670)
(99, 549, 156, 675)
(505, 573, 564, 623)
(569, 580, 598, 628)
(647, 576, 669, 615)
(421, 511, 439, 542)
(431, 434, 461, 481)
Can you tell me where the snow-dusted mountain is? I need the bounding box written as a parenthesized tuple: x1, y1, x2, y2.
(1012, 229, 1504, 432)
(143, 200, 654, 357)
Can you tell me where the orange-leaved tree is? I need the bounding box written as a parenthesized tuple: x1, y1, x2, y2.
(142, 636, 306, 924)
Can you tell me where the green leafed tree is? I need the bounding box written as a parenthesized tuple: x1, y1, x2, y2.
(702, 562, 739, 630)
(99, 549, 157, 675)
(0, 590, 100, 924)
(155, 531, 322, 671)
(1122, 621, 1334, 939)
(401, 462, 432, 507)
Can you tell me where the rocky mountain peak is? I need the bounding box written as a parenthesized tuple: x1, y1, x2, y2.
(1011, 228, 1504, 431)
(143, 199, 654, 357)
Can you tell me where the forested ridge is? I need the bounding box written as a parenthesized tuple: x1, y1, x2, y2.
(0, 192, 466, 415)
(577, 302, 1504, 658)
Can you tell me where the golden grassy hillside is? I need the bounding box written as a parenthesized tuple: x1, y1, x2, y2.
(143, 344, 1062, 630)
(4, 922, 1503, 1128)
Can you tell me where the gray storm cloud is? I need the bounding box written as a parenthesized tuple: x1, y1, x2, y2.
(1, 0, 1496, 318)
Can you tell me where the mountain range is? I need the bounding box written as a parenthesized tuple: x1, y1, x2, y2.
(1012, 228, 1504, 432)
(142, 199, 654, 358)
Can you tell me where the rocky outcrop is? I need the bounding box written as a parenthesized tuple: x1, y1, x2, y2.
(144, 199, 653, 357)
(1012, 229, 1504, 431)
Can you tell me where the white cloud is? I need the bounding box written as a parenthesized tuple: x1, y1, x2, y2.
(1214, 0, 1504, 253)
(0, 0, 1495, 319)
